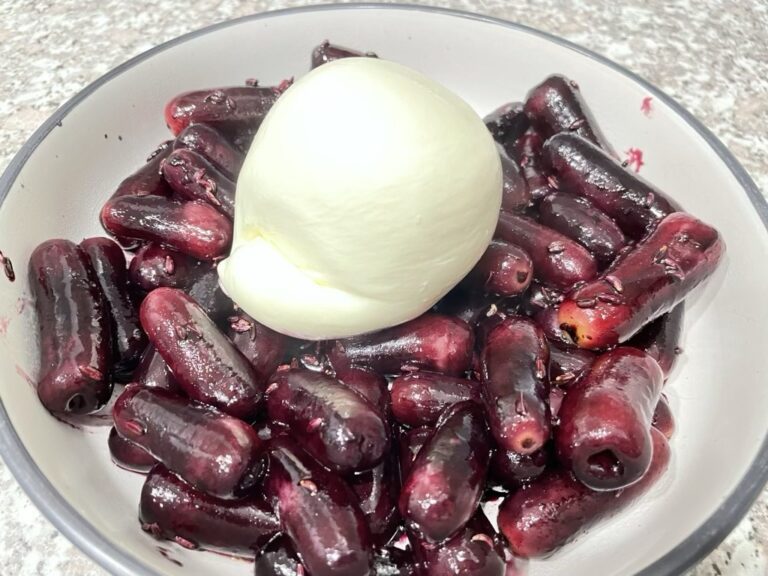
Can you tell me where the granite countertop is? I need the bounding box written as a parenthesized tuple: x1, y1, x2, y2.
(1, 1, 766, 575)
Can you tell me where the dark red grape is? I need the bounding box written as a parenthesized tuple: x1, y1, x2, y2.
(543, 133, 680, 239)
(628, 303, 685, 376)
(133, 345, 178, 392)
(464, 240, 533, 298)
(400, 402, 491, 542)
(80, 237, 146, 379)
(254, 534, 306, 575)
(329, 313, 473, 377)
(336, 367, 390, 414)
(652, 394, 675, 439)
(101, 195, 232, 261)
(495, 211, 597, 290)
(109, 141, 173, 201)
(548, 343, 596, 387)
(557, 213, 723, 349)
(141, 288, 262, 419)
(538, 192, 627, 268)
(163, 149, 236, 218)
(174, 123, 244, 179)
(29, 239, 113, 415)
(165, 85, 282, 136)
(349, 451, 400, 545)
(228, 312, 287, 386)
(498, 428, 670, 558)
(311, 40, 377, 68)
(410, 512, 521, 576)
(140, 464, 278, 553)
(128, 244, 199, 292)
(509, 129, 553, 203)
(491, 447, 549, 488)
(266, 368, 389, 473)
(108, 426, 156, 473)
(480, 317, 550, 455)
(263, 437, 373, 576)
(113, 386, 264, 498)
(524, 75, 612, 152)
(391, 372, 481, 427)
(484, 101, 530, 148)
(498, 145, 530, 212)
(555, 347, 663, 491)
(399, 427, 432, 480)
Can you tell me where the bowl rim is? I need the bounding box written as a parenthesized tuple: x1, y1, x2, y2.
(1, 3, 767, 576)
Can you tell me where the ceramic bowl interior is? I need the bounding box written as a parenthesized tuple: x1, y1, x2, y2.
(1, 5, 767, 576)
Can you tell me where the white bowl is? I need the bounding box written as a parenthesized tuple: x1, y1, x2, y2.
(1, 5, 767, 576)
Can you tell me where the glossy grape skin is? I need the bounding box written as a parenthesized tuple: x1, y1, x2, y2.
(113, 386, 264, 498)
(140, 288, 263, 419)
(555, 348, 663, 491)
(140, 464, 278, 553)
(399, 402, 491, 543)
(557, 213, 723, 350)
(29, 239, 113, 415)
(263, 437, 373, 576)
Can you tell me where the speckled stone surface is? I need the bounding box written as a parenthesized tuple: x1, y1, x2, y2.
(0, 1, 766, 575)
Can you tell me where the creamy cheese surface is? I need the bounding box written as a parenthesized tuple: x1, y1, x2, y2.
(218, 58, 502, 339)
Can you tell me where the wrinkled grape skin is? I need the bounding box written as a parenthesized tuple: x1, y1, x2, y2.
(543, 133, 680, 239)
(80, 237, 146, 379)
(141, 288, 262, 419)
(113, 386, 264, 498)
(108, 426, 156, 473)
(391, 372, 482, 427)
(101, 195, 232, 261)
(557, 213, 724, 349)
(555, 347, 663, 491)
(29, 239, 113, 415)
(499, 428, 670, 558)
(329, 314, 473, 377)
(480, 317, 550, 455)
(174, 123, 244, 179)
(524, 75, 613, 153)
(140, 465, 278, 554)
(495, 211, 597, 290)
(266, 368, 389, 473)
(263, 437, 373, 576)
(399, 402, 491, 543)
(538, 193, 627, 268)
